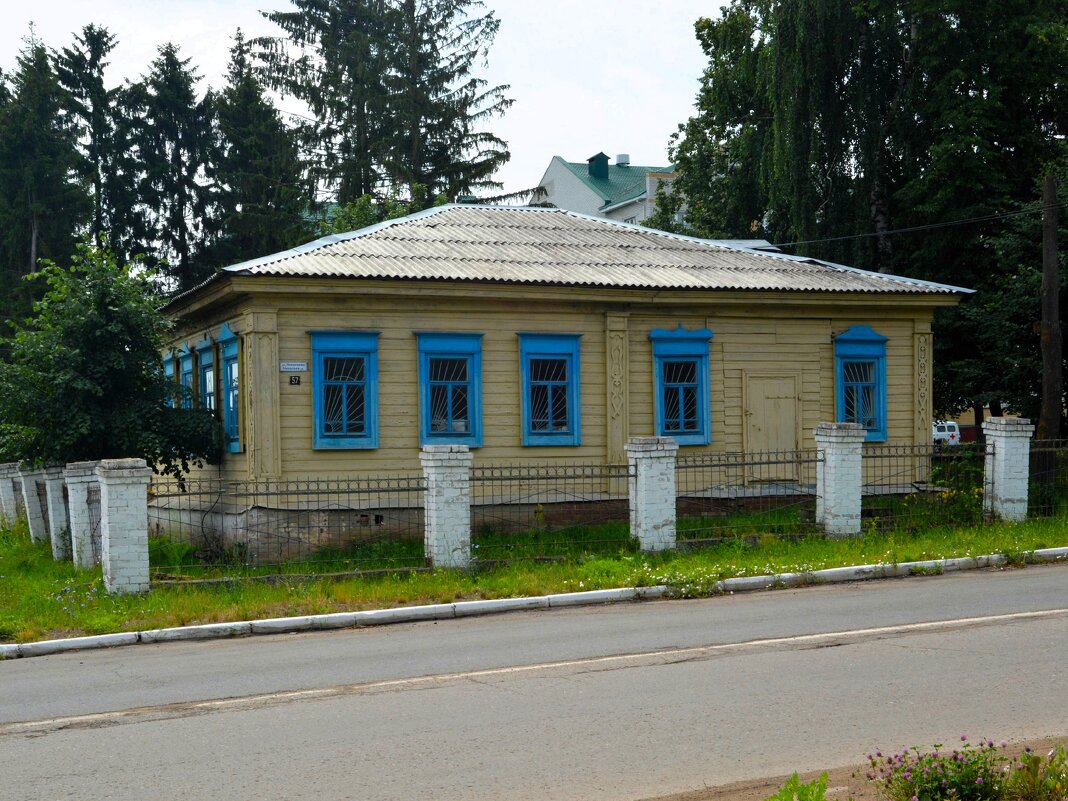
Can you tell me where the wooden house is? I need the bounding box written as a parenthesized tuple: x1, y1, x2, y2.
(162, 205, 969, 481)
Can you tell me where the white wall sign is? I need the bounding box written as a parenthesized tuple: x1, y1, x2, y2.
(280, 361, 308, 372)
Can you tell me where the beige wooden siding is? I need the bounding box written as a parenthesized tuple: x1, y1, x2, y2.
(170, 290, 938, 479)
(273, 296, 609, 475)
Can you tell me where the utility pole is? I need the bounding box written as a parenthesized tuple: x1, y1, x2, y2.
(1038, 173, 1062, 440)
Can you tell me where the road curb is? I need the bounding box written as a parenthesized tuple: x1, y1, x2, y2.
(3, 548, 1066, 660)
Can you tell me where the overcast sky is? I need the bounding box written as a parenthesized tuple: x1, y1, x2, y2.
(0, 0, 718, 198)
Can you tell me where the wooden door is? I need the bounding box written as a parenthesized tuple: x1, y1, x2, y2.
(744, 374, 800, 481)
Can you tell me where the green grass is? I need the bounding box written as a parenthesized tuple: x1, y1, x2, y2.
(2, 514, 1066, 645)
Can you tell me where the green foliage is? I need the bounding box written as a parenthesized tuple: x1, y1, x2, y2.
(1005, 745, 1068, 801)
(123, 43, 219, 293)
(765, 773, 828, 801)
(865, 739, 1066, 801)
(203, 30, 314, 266)
(0, 34, 90, 325)
(255, 0, 511, 206)
(0, 240, 220, 475)
(322, 184, 449, 234)
(663, 2, 1068, 415)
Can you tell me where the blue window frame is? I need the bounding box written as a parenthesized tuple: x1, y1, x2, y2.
(650, 326, 713, 446)
(834, 325, 887, 441)
(163, 353, 176, 408)
(195, 338, 215, 412)
(311, 331, 379, 449)
(219, 323, 241, 453)
(416, 332, 482, 447)
(178, 346, 194, 409)
(519, 333, 581, 446)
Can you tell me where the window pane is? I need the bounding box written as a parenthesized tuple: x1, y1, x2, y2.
(531, 358, 567, 383)
(665, 360, 697, 385)
(430, 385, 450, 430)
(681, 386, 698, 431)
(452, 385, 469, 428)
(530, 384, 550, 431)
(664, 386, 681, 431)
(430, 357, 467, 382)
(550, 385, 569, 430)
(346, 384, 365, 433)
(844, 361, 874, 384)
(324, 356, 363, 382)
(324, 384, 344, 433)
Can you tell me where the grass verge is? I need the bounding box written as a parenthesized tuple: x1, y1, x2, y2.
(1, 515, 1066, 644)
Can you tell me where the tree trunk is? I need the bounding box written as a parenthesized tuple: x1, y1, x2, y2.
(1037, 173, 1062, 440)
(973, 402, 986, 443)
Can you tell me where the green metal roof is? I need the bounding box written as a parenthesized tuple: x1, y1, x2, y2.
(559, 158, 672, 208)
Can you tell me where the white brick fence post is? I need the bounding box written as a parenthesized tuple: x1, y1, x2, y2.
(0, 462, 19, 527)
(64, 461, 100, 569)
(18, 464, 49, 544)
(42, 465, 71, 561)
(96, 458, 152, 594)
(626, 436, 679, 552)
(814, 423, 866, 538)
(982, 417, 1035, 522)
(421, 445, 473, 569)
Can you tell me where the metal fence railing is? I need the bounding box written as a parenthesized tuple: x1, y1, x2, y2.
(675, 449, 823, 542)
(86, 481, 102, 564)
(469, 462, 633, 562)
(147, 475, 426, 576)
(1029, 439, 1068, 518)
(861, 443, 986, 531)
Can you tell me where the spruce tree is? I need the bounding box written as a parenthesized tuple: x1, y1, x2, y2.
(54, 24, 119, 245)
(126, 43, 218, 293)
(255, 0, 512, 206)
(383, 0, 511, 204)
(0, 35, 89, 324)
(207, 30, 313, 265)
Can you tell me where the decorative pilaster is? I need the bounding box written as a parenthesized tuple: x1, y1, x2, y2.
(420, 445, 473, 569)
(242, 310, 282, 479)
(626, 436, 679, 552)
(982, 417, 1034, 522)
(814, 422, 866, 538)
(605, 313, 630, 464)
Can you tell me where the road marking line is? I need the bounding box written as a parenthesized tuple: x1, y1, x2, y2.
(4, 607, 1066, 736)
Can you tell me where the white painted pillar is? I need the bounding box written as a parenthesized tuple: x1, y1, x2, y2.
(982, 417, 1035, 522)
(42, 466, 71, 561)
(96, 458, 152, 594)
(18, 464, 49, 544)
(626, 436, 679, 552)
(420, 445, 473, 569)
(64, 461, 100, 569)
(814, 423, 867, 538)
(0, 462, 19, 528)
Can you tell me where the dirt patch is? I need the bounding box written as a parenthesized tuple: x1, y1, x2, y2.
(640, 737, 1068, 801)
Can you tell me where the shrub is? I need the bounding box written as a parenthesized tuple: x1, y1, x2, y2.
(867, 737, 1006, 801)
(765, 773, 828, 801)
(1005, 746, 1068, 801)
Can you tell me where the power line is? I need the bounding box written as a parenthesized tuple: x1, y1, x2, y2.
(774, 201, 1068, 248)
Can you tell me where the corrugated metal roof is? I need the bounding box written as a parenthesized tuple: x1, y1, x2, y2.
(214, 205, 969, 297)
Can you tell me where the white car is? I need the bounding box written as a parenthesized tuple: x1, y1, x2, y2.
(932, 421, 961, 445)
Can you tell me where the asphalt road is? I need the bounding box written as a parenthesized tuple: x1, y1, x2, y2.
(2, 566, 1067, 801)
